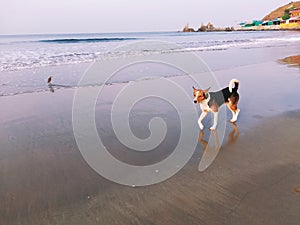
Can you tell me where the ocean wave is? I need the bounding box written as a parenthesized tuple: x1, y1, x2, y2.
(0, 47, 223, 72)
(38, 37, 140, 44)
(1, 32, 300, 72)
(0, 39, 254, 72)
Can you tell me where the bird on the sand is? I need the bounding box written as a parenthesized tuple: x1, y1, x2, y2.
(47, 76, 52, 84)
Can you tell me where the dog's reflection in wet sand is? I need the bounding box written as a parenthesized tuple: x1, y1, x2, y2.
(228, 123, 239, 144)
(198, 123, 239, 172)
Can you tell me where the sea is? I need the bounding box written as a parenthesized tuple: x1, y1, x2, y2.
(0, 31, 300, 96)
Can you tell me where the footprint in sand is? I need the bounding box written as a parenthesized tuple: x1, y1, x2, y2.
(253, 114, 264, 119)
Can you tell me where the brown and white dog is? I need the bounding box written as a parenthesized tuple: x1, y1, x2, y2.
(193, 79, 240, 130)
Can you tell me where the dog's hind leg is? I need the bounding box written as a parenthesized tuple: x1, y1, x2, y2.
(227, 102, 240, 123)
(228, 93, 240, 123)
(232, 108, 240, 122)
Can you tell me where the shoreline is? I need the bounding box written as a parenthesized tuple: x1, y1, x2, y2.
(181, 27, 300, 33)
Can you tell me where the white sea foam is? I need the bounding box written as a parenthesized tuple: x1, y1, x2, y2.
(1, 32, 300, 72)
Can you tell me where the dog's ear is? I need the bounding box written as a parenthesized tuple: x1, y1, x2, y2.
(204, 87, 211, 93)
(192, 86, 196, 90)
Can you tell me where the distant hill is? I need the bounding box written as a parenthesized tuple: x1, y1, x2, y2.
(263, 1, 300, 20)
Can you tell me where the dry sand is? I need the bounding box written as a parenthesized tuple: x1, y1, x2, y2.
(0, 59, 300, 225)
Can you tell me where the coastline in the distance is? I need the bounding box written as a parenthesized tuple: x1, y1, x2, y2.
(182, 1, 300, 32)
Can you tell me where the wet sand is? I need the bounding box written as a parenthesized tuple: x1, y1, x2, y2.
(0, 60, 300, 225)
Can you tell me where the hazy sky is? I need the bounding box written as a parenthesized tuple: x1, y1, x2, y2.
(0, 0, 291, 34)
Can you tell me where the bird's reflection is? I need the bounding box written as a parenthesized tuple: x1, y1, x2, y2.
(48, 84, 55, 93)
(198, 123, 239, 172)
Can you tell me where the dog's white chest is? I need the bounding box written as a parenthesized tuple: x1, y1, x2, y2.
(200, 100, 211, 112)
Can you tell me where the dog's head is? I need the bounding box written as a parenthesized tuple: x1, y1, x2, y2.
(193, 86, 210, 104)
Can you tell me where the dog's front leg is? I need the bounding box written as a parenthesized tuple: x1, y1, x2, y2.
(210, 112, 218, 130)
(198, 111, 208, 130)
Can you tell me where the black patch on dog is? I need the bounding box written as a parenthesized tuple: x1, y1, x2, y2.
(208, 83, 239, 108)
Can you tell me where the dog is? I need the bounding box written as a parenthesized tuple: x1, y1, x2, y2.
(193, 79, 240, 130)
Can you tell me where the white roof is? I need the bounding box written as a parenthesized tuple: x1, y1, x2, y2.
(289, 16, 300, 20)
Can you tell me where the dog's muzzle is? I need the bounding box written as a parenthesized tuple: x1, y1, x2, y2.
(194, 100, 197, 104)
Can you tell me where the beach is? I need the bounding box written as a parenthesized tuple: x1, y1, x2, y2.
(1, 31, 300, 225)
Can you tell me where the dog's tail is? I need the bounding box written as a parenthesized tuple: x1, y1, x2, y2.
(229, 79, 239, 93)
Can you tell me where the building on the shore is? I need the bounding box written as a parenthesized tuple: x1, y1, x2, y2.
(239, 7, 300, 29)
(272, 18, 282, 25)
(280, 17, 300, 28)
(290, 8, 300, 17)
(280, 8, 300, 28)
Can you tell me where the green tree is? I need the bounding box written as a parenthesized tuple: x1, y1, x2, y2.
(282, 14, 290, 20)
